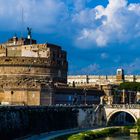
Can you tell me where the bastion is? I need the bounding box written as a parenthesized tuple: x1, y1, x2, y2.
(0, 29, 68, 105)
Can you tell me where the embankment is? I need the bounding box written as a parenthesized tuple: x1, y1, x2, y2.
(0, 105, 105, 139)
(0, 106, 77, 139)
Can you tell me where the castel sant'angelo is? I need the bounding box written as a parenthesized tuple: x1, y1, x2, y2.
(0, 28, 68, 105)
(1, 28, 137, 106)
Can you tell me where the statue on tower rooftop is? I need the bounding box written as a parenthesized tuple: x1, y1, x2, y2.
(27, 27, 32, 39)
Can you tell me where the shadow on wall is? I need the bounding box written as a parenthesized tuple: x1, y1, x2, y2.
(77, 105, 107, 128)
(0, 105, 107, 139)
(0, 106, 78, 139)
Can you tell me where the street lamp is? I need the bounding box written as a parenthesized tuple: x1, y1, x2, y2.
(83, 88, 87, 105)
(122, 89, 125, 104)
(48, 81, 53, 105)
(129, 91, 131, 104)
(114, 89, 117, 104)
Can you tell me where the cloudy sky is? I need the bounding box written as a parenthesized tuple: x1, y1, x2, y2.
(0, 0, 140, 75)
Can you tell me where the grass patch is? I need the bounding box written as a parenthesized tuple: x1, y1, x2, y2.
(51, 134, 72, 140)
(68, 128, 122, 140)
(128, 119, 140, 133)
(51, 126, 133, 140)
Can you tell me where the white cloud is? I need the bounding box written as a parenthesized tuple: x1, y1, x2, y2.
(101, 53, 108, 59)
(0, 0, 140, 48)
(73, 0, 86, 12)
(114, 56, 121, 63)
(79, 64, 100, 74)
(122, 58, 140, 74)
(0, 0, 68, 32)
(128, 3, 140, 15)
(74, 0, 140, 47)
(72, 8, 96, 27)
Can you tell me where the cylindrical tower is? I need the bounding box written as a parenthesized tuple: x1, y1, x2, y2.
(0, 34, 68, 105)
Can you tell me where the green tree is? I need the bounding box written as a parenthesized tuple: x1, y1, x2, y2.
(119, 82, 140, 91)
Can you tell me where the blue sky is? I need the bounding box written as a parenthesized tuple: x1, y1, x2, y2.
(0, 0, 140, 75)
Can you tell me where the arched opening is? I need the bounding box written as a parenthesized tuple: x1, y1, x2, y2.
(108, 111, 136, 126)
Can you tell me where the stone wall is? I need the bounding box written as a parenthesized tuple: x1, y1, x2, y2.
(0, 106, 77, 139)
(0, 56, 67, 105)
(0, 90, 40, 105)
(0, 57, 67, 84)
(77, 106, 106, 128)
(0, 106, 105, 139)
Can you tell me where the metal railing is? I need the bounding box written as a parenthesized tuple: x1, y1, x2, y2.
(105, 104, 140, 109)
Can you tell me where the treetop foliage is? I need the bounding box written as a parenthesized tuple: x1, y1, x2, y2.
(119, 82, 140, 91)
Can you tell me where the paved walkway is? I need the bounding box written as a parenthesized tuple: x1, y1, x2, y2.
(24, 127, 98, 140)
(23, 126, 122, 140)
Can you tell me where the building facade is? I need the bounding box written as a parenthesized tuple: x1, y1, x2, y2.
(68, 69, 140, 86)
(53, 87, 104, 105)
(68, 69, 140, 105)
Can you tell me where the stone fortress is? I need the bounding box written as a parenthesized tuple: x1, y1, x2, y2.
(0, 27, 138, 106)
(0, 28, 68, 105)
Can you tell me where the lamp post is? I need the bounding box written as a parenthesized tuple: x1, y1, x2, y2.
(48, 82, 53, 105)
(83, 88, 87, 105)
(129, 91, 131, 104)
(122, 89, 125, 104)
(49, 87, 52, 105)
(114, 89, 116, 104)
